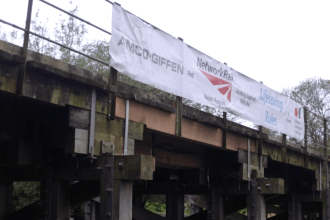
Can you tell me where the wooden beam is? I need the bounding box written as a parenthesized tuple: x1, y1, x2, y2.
(288, 194, 302, 220)
(40, 167, 52, 220)
(212, 185, 225, 220)
(84, 200, 97, 220)
(166, 186, 184, 220)
(154, 147, 204, 169)
(114, 155, 154, 180)
(67, 106, 144, 156)
(175, 96, 182, 136)
(109, 67, 117, 120)
(247, 179, 266, 220)
(112, 180, 133, 220)
(50, 181, 71, 220)
(257, 178, 284, 194)
(100, 154, 114, 220)
(262, 143, 321, 171)
(323, 190, 330, 220)
(238, 149, 267, 180)
(0, 180, 13, 219)
(56, 155, 154, 181)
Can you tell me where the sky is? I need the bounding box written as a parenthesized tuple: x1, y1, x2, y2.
(0, 0, 329, 93)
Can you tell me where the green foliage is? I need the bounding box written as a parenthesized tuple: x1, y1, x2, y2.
(145, 201, 166, 214)
(238, 208, 247, 215)
(13, 182, 40, 211)
(143, 195, 190, 215)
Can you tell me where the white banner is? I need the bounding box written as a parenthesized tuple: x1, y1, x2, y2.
(110, 4, 304, 140)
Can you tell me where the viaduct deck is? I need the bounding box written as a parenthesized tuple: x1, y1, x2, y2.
(0, 39, 329, 220)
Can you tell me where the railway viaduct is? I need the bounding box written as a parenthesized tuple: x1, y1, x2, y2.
(0, 39, 329, 220)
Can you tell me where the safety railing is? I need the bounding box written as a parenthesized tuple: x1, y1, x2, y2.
(265, 107, 329, 158)
(1, 0, 114, 65)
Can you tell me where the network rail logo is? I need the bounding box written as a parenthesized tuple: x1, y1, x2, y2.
(197, 57, 233, 102)
(199, 69, 232, 102)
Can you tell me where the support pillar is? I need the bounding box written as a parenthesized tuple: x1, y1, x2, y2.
(247, 180, 266, 220)
(40, 167, 52, 220)
(310, 211, 318, 220)
(288, 194, 301, 220)
(40, 166, 71, 220)
(0, 180, 13, 220)
(50, 181, 71, 220)
(100, 154, 114, 220)
(85, 200, 96, 220)
(323, 190, 330, 220)
(112, 180, 133, 220)
(166, 185, 184, 220)
(207, 185, 225, 220)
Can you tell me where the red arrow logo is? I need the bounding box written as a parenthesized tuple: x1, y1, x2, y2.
(200, 69, 232, 102)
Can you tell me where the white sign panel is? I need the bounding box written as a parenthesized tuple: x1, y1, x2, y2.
(110, 4, 304, 140)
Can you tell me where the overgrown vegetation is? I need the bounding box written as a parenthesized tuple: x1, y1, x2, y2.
(12, 182, 40, 211)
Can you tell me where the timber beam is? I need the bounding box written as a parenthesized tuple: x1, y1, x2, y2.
(239, 145, 324, 173)
(221, 178, 284, 195)
(56, 154, 154, 181)
(133, 183, 209, 195)
(114, 155, 154, 180)
(238, 149, 267, 180)
(257, 178, 285, 194)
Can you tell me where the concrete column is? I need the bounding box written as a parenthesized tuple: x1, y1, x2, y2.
(0, 181, 13, 220)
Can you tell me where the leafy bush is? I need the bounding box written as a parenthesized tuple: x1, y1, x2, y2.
(13, 182, 40, 211)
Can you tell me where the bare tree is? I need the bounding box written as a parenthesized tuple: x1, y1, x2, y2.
(283, 77, 330, 150)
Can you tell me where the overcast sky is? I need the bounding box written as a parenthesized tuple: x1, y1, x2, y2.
(1, 0, 329, 93)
